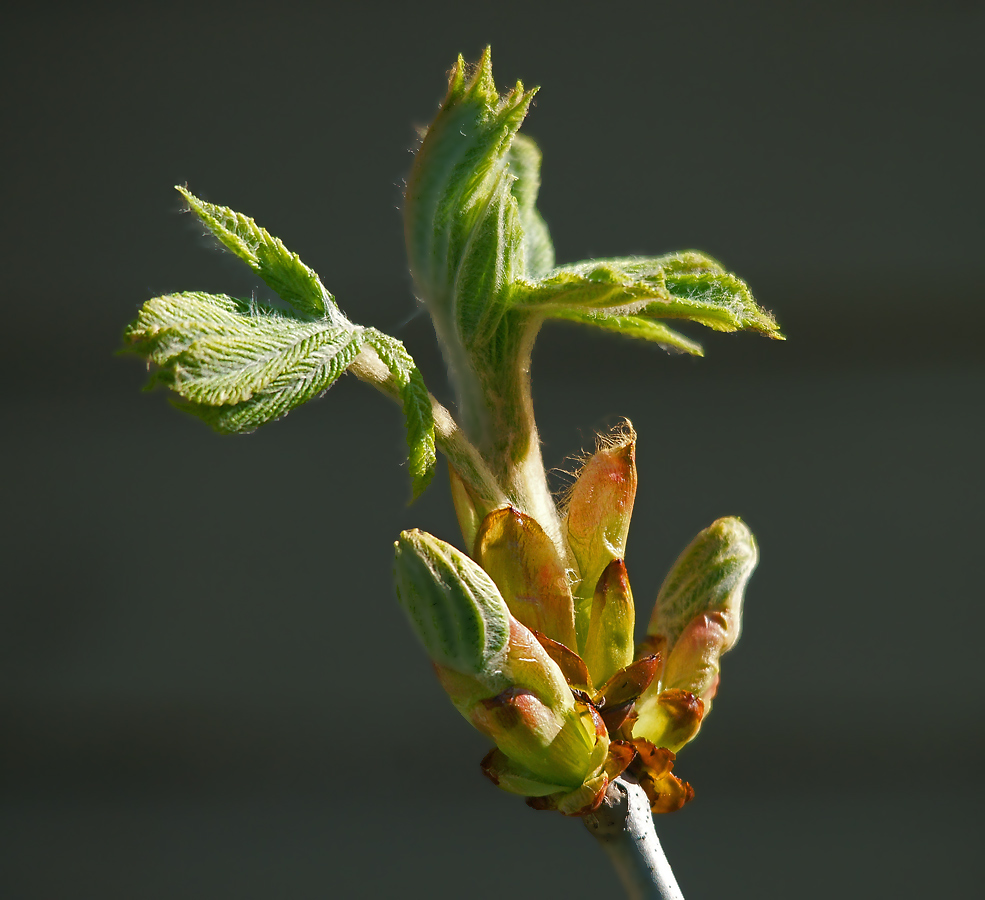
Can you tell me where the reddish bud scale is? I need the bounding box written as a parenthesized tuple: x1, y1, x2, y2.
(476, 507, 578, 650)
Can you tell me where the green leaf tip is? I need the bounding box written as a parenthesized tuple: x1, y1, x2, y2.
(176, 186, 338, 321)
(443, 46, 532, 112)
(405, 47, 541, 327)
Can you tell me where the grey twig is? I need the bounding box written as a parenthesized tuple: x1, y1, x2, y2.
(583, 777, 685, 900)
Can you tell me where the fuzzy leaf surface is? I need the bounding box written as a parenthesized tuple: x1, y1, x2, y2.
(512, 252, 782, 341)
(126, 188, 438, 495)
(178, 187, 338, 320)
(647, 517, 759, 655)
(393, 530, 510, 678)
(550, 310, 703, 355)
(404, 48, 539, 334)
(365, 331, 437, 498)
(125, 291, 363, 431)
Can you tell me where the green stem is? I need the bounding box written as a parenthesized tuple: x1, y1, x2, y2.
(437, 314, 563, 550)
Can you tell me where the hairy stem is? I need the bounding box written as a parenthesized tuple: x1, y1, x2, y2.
(349, 347, 507, 513)
(427, 310, 562, 549)
(583, 778, 685, 900)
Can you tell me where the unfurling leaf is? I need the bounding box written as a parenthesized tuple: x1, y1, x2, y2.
(364, 331, 436, 498)
(404, 47, 541, 337)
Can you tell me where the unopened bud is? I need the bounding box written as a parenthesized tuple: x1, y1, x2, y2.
(634, 517, 757, 749)
(395, 529, 608, 790)
(583, 559, 636, 690)
(564, 428, 637, 643)
(475, 506, 578, 651)
(393, 529, 509, 680)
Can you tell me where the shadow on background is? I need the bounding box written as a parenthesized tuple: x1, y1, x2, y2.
(2, 2, 982, 897)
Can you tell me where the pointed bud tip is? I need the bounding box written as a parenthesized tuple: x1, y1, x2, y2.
(596, 558, 630, 598)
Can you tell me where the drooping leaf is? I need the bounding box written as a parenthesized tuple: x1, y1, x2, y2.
(364, 331, 437, 498)
(399, 367, 437, 499)
(178, 187, 338, 320)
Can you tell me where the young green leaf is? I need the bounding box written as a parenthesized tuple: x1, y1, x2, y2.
(128, 184, 439, 497)
(511, 252, 783, 341)
(178, 186, 338, 321)
(648, 266, 779, 336)
(505, 133, 555, 279)
(404, 47, 539, 341)
(550, 310, 703, 356)
(124, 290, 364, 432)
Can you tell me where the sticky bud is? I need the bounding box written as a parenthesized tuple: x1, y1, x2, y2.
(583, 559, 636, 690)
(563, 427, 637, 644)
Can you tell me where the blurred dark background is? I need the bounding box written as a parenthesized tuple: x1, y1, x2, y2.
(2, 2, 982, 897)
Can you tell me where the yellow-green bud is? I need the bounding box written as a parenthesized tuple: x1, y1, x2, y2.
(634, 517, 757, 750)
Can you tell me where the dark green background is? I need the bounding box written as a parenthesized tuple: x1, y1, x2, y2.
(3, 2, 982, 897)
